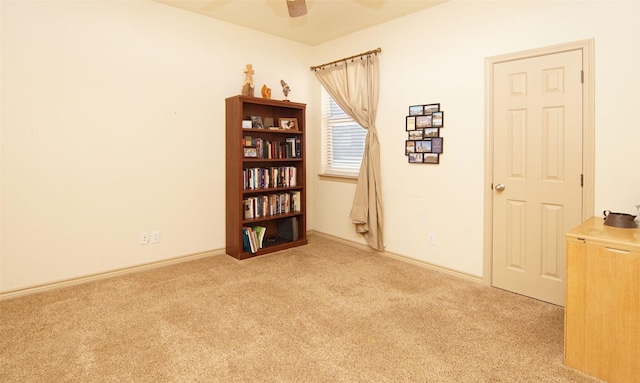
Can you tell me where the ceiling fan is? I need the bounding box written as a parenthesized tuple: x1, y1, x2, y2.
(286, 0, 307, 17)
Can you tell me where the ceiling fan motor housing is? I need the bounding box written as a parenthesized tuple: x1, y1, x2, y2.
(287, 0, 307, 17)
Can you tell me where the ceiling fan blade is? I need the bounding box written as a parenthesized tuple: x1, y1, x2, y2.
(286, 0, 307, 17)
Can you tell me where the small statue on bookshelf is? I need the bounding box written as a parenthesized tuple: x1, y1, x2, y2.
(242, 64, 254, 97)
(280, 79, 291, 101)
(261, 84, 271, 99)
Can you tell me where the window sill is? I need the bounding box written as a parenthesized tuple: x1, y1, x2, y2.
(318, 173, 358, 184)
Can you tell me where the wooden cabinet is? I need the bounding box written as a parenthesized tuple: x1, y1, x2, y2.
(225, 95, 307, 259)
(565, 217, 640, 383)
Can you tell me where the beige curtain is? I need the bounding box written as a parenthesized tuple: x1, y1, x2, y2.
(313, 54, 384, 250)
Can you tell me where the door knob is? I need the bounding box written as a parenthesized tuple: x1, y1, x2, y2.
(495, 183, 506, 192)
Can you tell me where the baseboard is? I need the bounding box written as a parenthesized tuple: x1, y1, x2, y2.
(0, 248, 226, 301)
(310, 230, 483, 284)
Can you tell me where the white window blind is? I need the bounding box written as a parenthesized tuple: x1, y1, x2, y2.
(321, 87, 366, 177)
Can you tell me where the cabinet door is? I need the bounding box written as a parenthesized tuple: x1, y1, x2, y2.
(582, 243, 640, 383)
(565, 238, 640, 383)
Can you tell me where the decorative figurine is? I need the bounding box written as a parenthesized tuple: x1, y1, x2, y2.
(280, 79, 291, 101)
(242, 64, 254, 97)
(261, 84, 271, 99)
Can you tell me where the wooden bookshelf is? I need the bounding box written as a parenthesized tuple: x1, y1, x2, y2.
(225, 95, 307, 259)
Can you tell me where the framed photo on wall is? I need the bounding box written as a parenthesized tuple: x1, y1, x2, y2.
(432, 111, 444, 127)
(423, 153, 439, 164)
(405, 140, 416, 155)
(406, 116, 416, 131)
(415, 115, 432, 128)
(405, 102, 444, 165)
(408, 130, 423, 140)
(423, 127, 439, 138)
(415, 140, 432, 153)
(431, 137, 443, 153)
(409, 105, 424, 116)
(423, 104, 440, 114)
(408, 153, 424, 163)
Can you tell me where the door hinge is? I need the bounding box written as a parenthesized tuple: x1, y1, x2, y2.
(581, 174, 584, 187)
(581, 70, 584, 84)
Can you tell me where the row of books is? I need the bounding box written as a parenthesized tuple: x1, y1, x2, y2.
(243, 191, 301, 219)
(243, 166, 297, 190)
(243, 136, 301, 159)
(242, 226, 265, 254)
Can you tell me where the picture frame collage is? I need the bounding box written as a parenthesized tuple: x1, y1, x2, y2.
(405, 103, 444, 164)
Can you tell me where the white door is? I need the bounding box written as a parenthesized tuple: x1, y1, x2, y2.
(492, 49, 583, 306)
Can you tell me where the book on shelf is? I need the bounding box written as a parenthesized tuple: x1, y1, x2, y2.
(244, 200, 252, 220)
(286, 137, 296, 158)
(242, 137, 300, 160)
(252, 225, 266, 248)
(242, 227, 256, 253)
(242, 226, 267, 253)
(242, 166, 298, 190)
(249, 228, 258, 252)
(244, 191, 300, 219)
(289, 167, 297, 187)
(291, 190, 301, 212)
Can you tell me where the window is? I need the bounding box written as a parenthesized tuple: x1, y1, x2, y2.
(320, 87, 367, 177)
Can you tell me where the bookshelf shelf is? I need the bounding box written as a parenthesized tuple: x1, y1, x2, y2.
(242, 211, 304, 224)
(242, 158, 303, 163)
(243, 187, 303, 195)
(225, 95, 307, 259)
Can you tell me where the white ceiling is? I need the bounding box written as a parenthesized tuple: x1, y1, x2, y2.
(152, 0, 448, 46)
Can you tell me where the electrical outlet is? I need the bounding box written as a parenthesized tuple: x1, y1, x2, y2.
(151, 231, 161, 244)
(139, 232, 149, 245)
(428, 233, 436, 246)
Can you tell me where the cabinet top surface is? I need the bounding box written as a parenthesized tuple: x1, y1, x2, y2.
(567, 217, 640, 249)
(226, 95, 306, 109)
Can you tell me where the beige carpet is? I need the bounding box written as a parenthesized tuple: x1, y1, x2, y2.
(1, 234, 602, 382)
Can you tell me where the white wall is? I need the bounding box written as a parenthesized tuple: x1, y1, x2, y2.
(310, 0, 640, 277)
(2, 0, 639, 292)
(1, 0, 313, 291)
